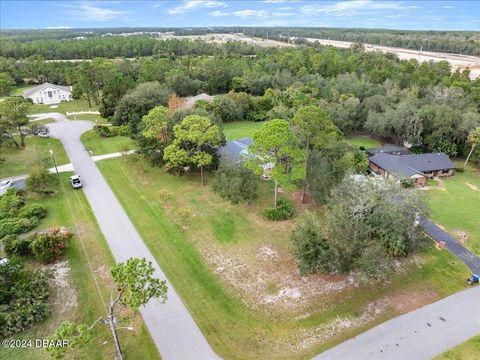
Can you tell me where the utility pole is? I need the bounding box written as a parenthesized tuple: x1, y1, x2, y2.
(49, 148, 60, 181)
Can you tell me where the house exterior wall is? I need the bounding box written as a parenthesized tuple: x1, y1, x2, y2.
(413, 176, 427, 187)
(27, 86, 72, 104)
(422, 169, 454, 178)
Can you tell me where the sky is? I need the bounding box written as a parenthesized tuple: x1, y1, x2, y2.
(1, 1, 479, 31)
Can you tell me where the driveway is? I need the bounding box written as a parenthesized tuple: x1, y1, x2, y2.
(315, 286, 480, 360)
(46, 115, 219, 359)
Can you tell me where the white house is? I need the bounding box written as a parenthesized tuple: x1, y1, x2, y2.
(23, 82, 72, 105)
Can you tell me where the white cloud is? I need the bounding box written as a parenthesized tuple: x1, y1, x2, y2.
(66, 3, 126, 21)
(260, 0, 289, 3)
(300, 0, 409, 17)
(209, 10, 229, 17)
(443, 6, 454, 9)
(152, 3, 162, 9)
(233, 9, 269, 18)
(45, 26, 71, 29)
(169, 1, 227, 15)
(272, 11, 297, 17)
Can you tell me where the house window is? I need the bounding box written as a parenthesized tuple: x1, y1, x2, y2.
(442, 169, 450, 174)
(48, 91, 53, 98)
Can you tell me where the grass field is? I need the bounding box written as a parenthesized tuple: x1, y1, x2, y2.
(223, 121, 265, 140)
(346, 134, 382, 148)
(81, 130, 136, 156)
(68, 113, 109, 124)
(0, 173, 159, 360)
(0, 137, 69, 178)
(97, 156, 469, 359)
(28, 99, 99, 115)
(436, 335, 480, 360)
(427, 165, 480, 256)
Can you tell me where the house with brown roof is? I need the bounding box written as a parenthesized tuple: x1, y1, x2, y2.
(368, 151, 455, 187)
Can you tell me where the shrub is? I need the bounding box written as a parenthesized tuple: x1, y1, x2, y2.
(2, 235, 32, 256)
(212, 160, 259, 204)
(26, 165, 53, 194)
(94, 125, 114, 137)
(0, 217, 39, 238)
(455, 167, 465, 173)
(262, 198, 294, 221)
(94, 125, 131, 138)
(17, 204, 47, 219)
(29, 227, 72, 263)
(0, 188, 25, 220)
(0, 259, 51, 337)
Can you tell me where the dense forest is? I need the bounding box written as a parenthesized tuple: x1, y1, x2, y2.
(0, 27, 479, 59)
(1, 36, 479, 163)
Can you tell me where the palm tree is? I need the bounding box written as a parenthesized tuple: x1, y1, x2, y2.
(464, 127, 480, 168)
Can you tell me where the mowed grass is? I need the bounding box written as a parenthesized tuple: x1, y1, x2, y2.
(0, 136, 69, 178)
(223, 121, 265, 140)
(436, 335, 480, 360)
(68, 113, 109, 124)
(28, 99, 99, 115)
(427, 165, 480, 256)
(98, 156, 469, 359)
(346, 134, 382, 148)
(81, 130, 136, 156)
(0, 173, 159, 360)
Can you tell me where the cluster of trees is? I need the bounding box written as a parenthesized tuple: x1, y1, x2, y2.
(292, 177, 428, 282)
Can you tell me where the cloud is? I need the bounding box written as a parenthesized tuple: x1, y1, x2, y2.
(300, 0, 409, 17)
(66, 3, 126, 21)
(232, 9, 269, 18)
(443, 6, 454, 9)
(45, 26, 71, 29)
(169, 1, 227, 15)
(209, 10, 229, 17)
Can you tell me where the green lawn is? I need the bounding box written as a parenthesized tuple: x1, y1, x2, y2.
(0, 173, 159, 360)
(346, 134, 382, 148)
(436, 335, 480, 360)
(68, 113, 109, 124)
(81, 130, 136, 156)
(0, 137, 69, 178)
(223, 121, 266, 140)
(28, 99, 99, 115)
(97, 156, 469, 359)
(427, 165, 480, 256)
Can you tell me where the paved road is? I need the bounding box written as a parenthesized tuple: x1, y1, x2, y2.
(316, 286, 480, 360)
(421, 219, 480, 274)
(46, 114, 219, 360)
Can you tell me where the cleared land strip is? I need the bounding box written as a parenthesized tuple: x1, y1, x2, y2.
(46, 118, 219, 360)
(315, 286, 480, 360)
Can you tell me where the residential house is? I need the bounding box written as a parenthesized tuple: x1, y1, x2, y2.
(23, 82, 72, 105)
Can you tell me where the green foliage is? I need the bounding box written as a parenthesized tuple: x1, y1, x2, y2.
(262, 198, 294, 221)
(0, 259, 51, 337)
(212, 160, 259, 204)
(46, 322, 92, 360)
(93, 124, 130, 138)
(2, 234, 31, 256)
(0, 72, 15, 94)
(0, 216, 39, 238)
(0, 96, 31, 148)
(29, 227, 72, 263)
(111, 258, 168, 310)
(26, 164, 53, 194)
(0, 188, 25, 219)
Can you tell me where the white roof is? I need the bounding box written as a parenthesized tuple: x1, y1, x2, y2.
(183, 93, 214, 109)
(24, 82, 71, 97)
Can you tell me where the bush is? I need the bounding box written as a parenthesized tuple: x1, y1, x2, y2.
(2, 235, 32, 256)
(0, 188, 25, 220)
(212, 160, 259, 204)
(455, 167, 465, 173)
(0, 217, 39, 238)
(29, 227, 72, 263)
(94, 125, 130, 138)
(262, 198, 294, 221)
(26, 165, 53, 194)
(0, 259, 51, 337)
(17, 204, 47, 219)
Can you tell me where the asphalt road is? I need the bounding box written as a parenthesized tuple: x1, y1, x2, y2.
(316, 286, 480, 360)
(46, 114, 219, 360)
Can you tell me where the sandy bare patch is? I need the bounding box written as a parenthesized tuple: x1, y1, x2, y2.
(466, 182, 479, 191)
(47, 261, 78, 322)
(456, 230, 469, 245)
(379, 290, 438, 314)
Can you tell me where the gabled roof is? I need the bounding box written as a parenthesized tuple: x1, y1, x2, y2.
(218, 138, 252, 163)
(24, 82, 71, 97)
(369, 152, 455, 179)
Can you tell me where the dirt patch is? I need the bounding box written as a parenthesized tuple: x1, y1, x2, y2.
(47, 261, 78, 324)
(466, 182, 479, 191)
(379, 290, 438, 314)
(456, 230, 469, 245)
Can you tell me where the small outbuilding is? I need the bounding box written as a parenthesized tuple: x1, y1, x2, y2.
(23, 82, 72, 105)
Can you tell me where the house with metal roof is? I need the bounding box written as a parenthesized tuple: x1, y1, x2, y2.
(368, 152, 455, 187)
(24, 82, 72, 105)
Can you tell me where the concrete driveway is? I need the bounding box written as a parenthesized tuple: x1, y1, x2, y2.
(316, 286, 480, 360)
(46, 115, 219, 360)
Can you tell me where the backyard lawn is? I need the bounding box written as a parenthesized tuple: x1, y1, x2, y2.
(0, 136, 69, 178)
(0, 173, 159, 360)
(28, 99, 99, 115)
(81, 130, 136, 156)
(427, 165, 480, 256)
(98, 156, 469, 359)
(223, 121, 265, 140)
(436, 335, 480, 360)
(346, 134, 382, 148)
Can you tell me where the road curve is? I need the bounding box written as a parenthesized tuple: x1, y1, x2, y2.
(46, 114, 219, 360)
(315, 286, 480, 360)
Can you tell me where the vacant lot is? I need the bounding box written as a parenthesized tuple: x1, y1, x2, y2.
(0, 173, 159, 360)
(98, 156, 468, 359)
(427, 165, 480, 256)
(0, 136, 69, 178)
(436, 335, 480, 360)
(81, 130, 136, 156)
